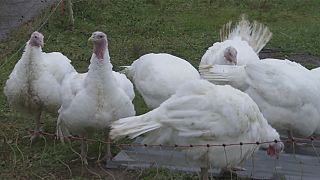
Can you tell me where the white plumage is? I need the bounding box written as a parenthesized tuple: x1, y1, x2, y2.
(311, 66, 320, 76)
(113, 71, 135, 101)
(122, 53, 200, 109)
(200, 15, 272, 66)
(310, 67, 320, 135)
(4, 31, 75, 141)
(59, 70, 135, 106)
(57, 31, 135, 163)
(200, 59, 320, 137)
(111, 79, 282, 178)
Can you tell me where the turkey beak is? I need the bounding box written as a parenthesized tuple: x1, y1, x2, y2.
(267, 141, 284, 159)
(88, 35, 95, 42)
(224, 46, 238, 65)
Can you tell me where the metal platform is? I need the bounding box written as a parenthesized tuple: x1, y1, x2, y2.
(107, 137, 320, 180)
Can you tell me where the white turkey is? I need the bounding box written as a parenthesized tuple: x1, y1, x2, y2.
(4, 31, 75, 142)
(110, 79, 283, 180)
(122, 53, 200, 109)
(57, 31, 136, 164)
(310, 67, 320, 135)
(200, 59, 320, 139)
(200, 15, 272, 66)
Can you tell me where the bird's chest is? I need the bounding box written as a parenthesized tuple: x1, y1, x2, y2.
(91, 86, 118, 119)
(93, 84, 108, 111)
(18, 73, 43, 105)
(23, 61, 43, 93)
(11, 64, 45, 110)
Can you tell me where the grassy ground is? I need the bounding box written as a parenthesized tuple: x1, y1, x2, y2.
(1, 0, 320, 179)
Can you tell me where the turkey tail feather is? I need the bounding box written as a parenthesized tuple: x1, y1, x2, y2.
(220, 14, 272, 53)
(110, 113, 160, 140)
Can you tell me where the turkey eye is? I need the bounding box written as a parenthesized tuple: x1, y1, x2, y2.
(99, 35, 103, 38)
(34, 36, 38, 39)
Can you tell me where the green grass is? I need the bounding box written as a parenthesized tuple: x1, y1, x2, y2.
(1, 0, 320, 179)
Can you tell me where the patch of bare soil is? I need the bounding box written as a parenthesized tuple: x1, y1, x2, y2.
(260, 48, 320, 67)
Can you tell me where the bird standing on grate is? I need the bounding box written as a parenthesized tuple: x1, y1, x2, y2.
(110, 79, 283, 180)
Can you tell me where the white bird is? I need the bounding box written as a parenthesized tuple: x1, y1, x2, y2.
(310, 67, 320, 135)
(110, 79, 283, 180)
(200, 15, 272, 66)
(57, 31, 135, 164)
(4, 31, 75, 142)
(200, 59, 320, 138)
(122, 53, 200, 109)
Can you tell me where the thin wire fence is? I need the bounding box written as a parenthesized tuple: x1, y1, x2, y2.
(2, 122, 320, 179)
(28, 128, 320, 148)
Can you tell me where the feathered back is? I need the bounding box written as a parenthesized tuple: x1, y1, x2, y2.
(220, 14, 272, 53)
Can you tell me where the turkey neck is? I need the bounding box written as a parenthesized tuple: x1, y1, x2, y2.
(16, 42, 45, 105)
(22, 43, 45, 82)
(86, 42, 118, 96)
(93, 39, 106, 60)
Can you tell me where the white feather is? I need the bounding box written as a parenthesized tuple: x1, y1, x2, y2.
(200, 15, 272, 66)
(123, 53, 200, 109)
(113, 71, 135, 101)
(111, 79, 280, 169)
(310, 67, 320, 135)
(220, 14, 272, 53)
(201, 59, 320, 137)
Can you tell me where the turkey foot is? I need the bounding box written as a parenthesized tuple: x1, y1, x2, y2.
(95, 151, 113, 164)
(96, 130, 113, 164)
(23, 126, 44, 144)
(219, 167, 239, 177)
(230, 166, 246, 171)
(23, 110, 44, 144)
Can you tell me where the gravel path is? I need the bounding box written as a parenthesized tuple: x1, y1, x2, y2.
(0, 0, 57, 40)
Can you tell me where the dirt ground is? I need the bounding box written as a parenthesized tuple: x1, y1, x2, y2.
(260, 48, 320, 67)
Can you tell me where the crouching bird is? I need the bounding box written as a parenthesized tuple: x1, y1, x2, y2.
(110, 79, 283, 180)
